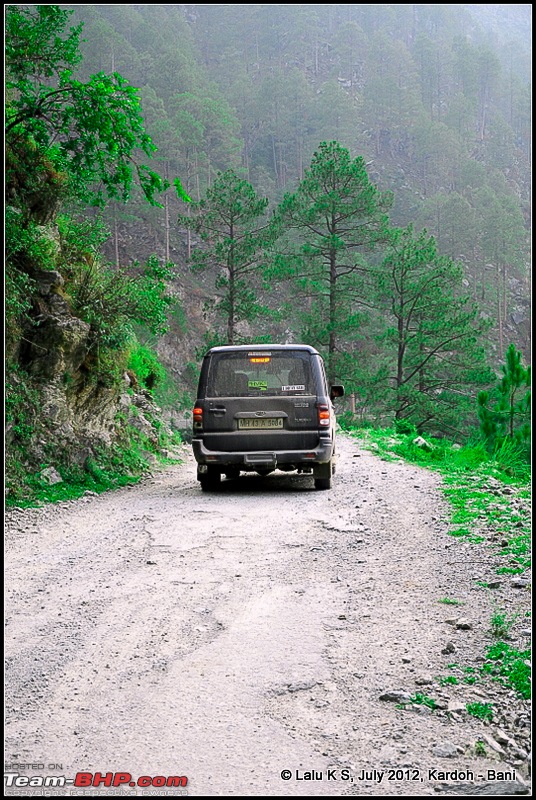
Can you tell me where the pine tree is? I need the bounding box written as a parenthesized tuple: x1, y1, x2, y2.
(376, 226, 492, 433)
(178, 169, 272, 344)
(477, 344, 531, 451)
(274, 141, 392, 384)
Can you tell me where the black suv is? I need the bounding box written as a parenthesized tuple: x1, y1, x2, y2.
(192, 344, 344, 490)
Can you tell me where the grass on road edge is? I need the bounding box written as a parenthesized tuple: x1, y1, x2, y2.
(347, 425, 531, 702)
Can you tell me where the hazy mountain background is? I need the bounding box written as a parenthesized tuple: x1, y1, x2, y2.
(63, 4, 530, 375)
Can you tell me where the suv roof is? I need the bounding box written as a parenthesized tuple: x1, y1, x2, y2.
(206, 344, 320, 355)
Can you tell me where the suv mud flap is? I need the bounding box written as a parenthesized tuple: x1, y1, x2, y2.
(244, 453, 277, 469)
(313, 461, 332, 480)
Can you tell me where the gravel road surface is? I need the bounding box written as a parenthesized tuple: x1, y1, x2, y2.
(4, 434, 531, 796)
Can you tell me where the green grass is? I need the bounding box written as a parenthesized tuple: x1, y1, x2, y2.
(350, 427, 531, 574)
(481, 642, 531, 699)
(438, 675, 459, 686)
(439, 597, 464, 606)
(6, 424, 182, 508)
(459, 666, 479, 685)
(466, 702, 494, 721)
(398, 693, 438, 710)
(474, 741, 487, 756)
(489, 609, 519, 639)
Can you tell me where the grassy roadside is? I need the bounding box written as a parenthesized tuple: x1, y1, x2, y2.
(349, 427, 530, 574)
(347, 425, 531, 706)
(5, 424, 183, 509)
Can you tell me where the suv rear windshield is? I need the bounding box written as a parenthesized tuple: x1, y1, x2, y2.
(207, 351, 314, 397)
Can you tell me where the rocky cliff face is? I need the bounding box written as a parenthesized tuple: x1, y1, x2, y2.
(7, 264, 177, 497)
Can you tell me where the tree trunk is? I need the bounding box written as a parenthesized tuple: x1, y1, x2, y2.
(272, 135, 279, 189)
(502, 262, 507, 328)
(114, 209, 120, 268)
(164, 162, 170, 263)
(227, 222, 235, 344)
(509, 388, 515, 439)
(328, 245, 337, 384)
(194, 151, 201, 201)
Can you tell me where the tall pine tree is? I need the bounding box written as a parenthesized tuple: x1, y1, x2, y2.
(178, 169, 272, 344)
(274, 141, 392, 384)
(478, 344, 530, 453)
(376, 226, 492, 433)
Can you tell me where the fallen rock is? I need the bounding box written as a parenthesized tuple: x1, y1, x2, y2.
(481, 733, 505, 754)
(432, 741, 460, 758)
(511, 578, 531, 589)
(379, 690, 412, 703)
(456, 618, 473, 630)
(494, 728, 514, 746)
(413, 436, 434, 451)
(39, 466, 63, 485)
(415, 675, 434, 685)
(287, 680, 319, 693)
(448, 700, 466, 713)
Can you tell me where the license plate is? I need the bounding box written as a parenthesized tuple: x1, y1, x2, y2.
(238, 418, 283, 429)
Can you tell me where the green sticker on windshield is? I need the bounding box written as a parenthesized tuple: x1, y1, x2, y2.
(248, 380, 267, 391)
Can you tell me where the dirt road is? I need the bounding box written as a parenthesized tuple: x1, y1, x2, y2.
(4, 434, 530, 796)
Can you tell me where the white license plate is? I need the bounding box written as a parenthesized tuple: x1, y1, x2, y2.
(238, 418, 283, 429)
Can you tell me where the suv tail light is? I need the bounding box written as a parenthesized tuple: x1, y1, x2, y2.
(317, 403, 330, 427)
(193, 406, 203, 430)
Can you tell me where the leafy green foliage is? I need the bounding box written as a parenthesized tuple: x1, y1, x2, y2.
(63, 245, 176, 352)
(481, 642, 530, 698)
(5, 5, 83, 80)
(484, 644, 531, 698)
(407, 693, 438, 710)
(5, 367, 41, 444)
(127, 341, 166, 392)
(61, 3, 529, 378)
(439, 675, 459, 686)
(4, 217, 37, 352)
(5, 4, 170, 206)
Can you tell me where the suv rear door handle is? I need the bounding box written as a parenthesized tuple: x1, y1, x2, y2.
(209, 406, 226, 413)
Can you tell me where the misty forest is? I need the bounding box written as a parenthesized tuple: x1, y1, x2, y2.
(5, 4, 531, 500)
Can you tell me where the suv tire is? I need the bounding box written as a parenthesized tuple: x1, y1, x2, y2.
(314, 460, 332, 490)
(199, 467, 221, 491)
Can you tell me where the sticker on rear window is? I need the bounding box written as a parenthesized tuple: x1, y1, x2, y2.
(248, 380, 268, 390)
(282, 384, 305, 391)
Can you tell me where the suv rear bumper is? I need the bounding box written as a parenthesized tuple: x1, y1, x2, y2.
(192, 436, 333, 469)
